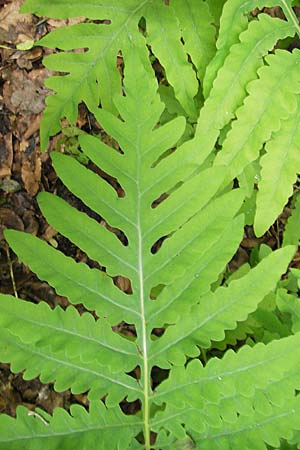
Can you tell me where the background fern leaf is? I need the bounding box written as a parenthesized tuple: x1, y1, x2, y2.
(206, 0, 227, 26)
(0, 402, 140, 450)
(149, 246, 295, 366)
(171, 0, 216, 82)
(20, 0, 216, 148)
(196, 396, 300, 449)
(144, 3, 198, 118)
(214, 49, 300, 180)
(164, 13, 296, 185)
(283, 193, 300, 246)
(255, 97, 300, 236)
(203, 0, 296, 97)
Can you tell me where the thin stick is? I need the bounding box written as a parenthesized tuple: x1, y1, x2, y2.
(5, 245, 18, 298)
(27, 411, 49, 426)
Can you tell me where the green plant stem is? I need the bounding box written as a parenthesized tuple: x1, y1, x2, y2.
(281, 0, 300, 39)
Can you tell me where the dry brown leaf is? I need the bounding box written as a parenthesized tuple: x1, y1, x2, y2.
(3, 68, 50, 115)
(21, 146, 41, 196)
(0, 0, 34, 44)
(0, 207, 24, 241)
(0, 132, 13, 177)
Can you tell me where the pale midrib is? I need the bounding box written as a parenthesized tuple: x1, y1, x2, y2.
(137, 212, 150, 449)
(135, 127, 151, 449)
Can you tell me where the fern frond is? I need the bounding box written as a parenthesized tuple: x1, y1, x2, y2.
(149, 246, 295, 366)
(20, 0, 216, 148)
(277, 288, 300, 333)
(203, 0, 296, 97)
(147, 191, 244, 328)
(283, 193, 300, 246)
(0, 294, 137, 373)
(4, 230, 135, 323)
(194, 396, 300, 449)
(0, 329, 139, 404)
(214, 49, 300, 180)
(254, 97, 300, 236)
(206, 0, 227, 26)
(0, 402, 140, 450)
(0, 319, 139, 404)
(152, 334, 300, 444)
(1, 25, 300, 447)
(154, 333, 300, 408)
(144, 3, 197, 118)
(167, 0, 216, 82)
(169, 13, 295, 180)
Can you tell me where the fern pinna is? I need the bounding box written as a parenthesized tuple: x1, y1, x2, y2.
(18, 0, 300, 234)
(1, 0, 300, 449)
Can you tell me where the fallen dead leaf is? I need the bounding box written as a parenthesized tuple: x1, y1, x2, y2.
(0, 207, 24, 241)
(22, 209, 39, 235)
(3, 68, 51, 115)
(23, 113, 42, 140)
(0, 0, 34, 44)
(0, 132, 13, 177)
(21, 146, 41, 196)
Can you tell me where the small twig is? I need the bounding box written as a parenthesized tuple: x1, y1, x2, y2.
(27, 410, 49, 426)
(5, 245, 18, 298)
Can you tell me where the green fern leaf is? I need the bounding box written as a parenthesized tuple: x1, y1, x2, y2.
(0, 293, 137, 373)
(0, 313, 139, 404)
(147, 191, 245, 328)
(277, 288, 300, 333)
(0, 402, 140, 450)
(283, 193, 300, 246)
(255, 97, 300, 236)
(149, 246, 295, 366)
(1, 33, 300, 448)
(172, 13, 295, 179)
(203, 0, 296, 97)
(153, 334, 300, 445)
(154, 333, 300, 408)
(4, 229, 135, 323)
(205, 0, 227, 26)
(168, 0, 216, 82)
(20, 0, 216, 148)
(214, 49, 300, 180)
(194, 397, 300, 449)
